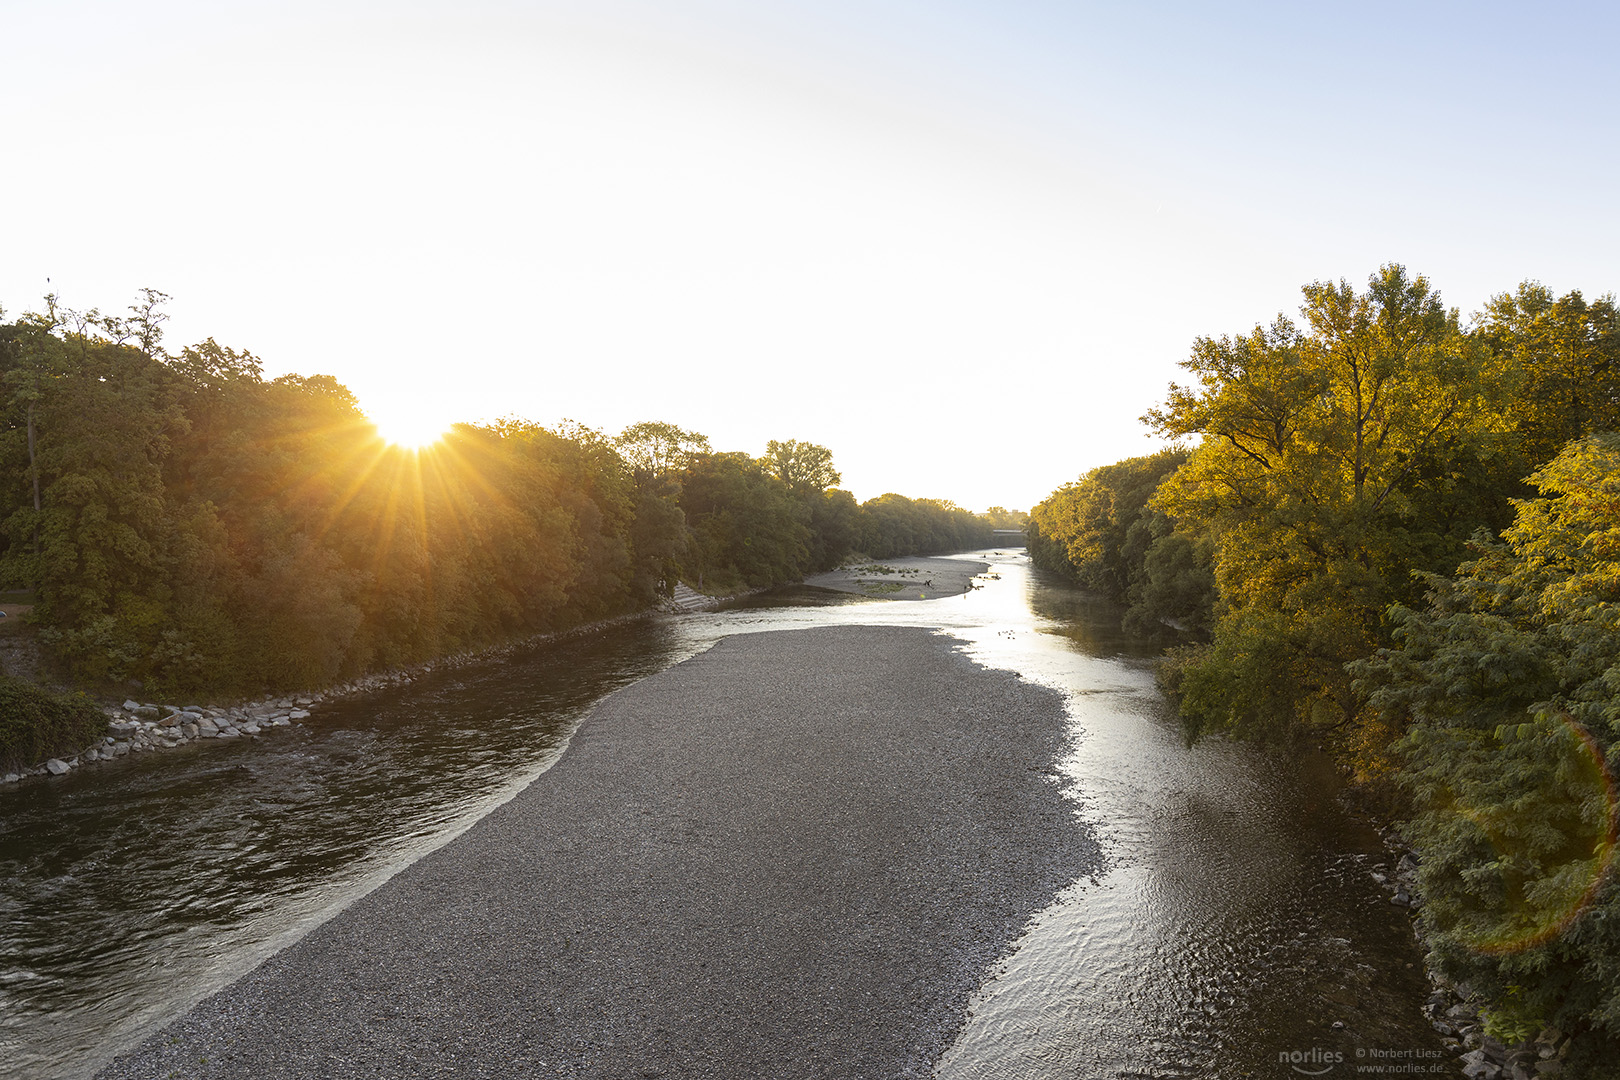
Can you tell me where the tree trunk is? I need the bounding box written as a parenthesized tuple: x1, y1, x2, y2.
(27, 398, 40, 574)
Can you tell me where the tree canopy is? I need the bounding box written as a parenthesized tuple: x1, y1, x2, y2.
(0, 295, 1010, 704)
(760, 438, 840, 493)
(1030, 263, 1620, 1063)
(1145, 266, 1515, 748)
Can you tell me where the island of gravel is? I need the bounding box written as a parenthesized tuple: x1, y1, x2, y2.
(97, 624, 1099, 1080)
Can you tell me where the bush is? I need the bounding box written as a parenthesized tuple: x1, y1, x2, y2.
(0, 675, 106, 772)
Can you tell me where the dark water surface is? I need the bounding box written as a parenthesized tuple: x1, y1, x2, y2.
(0, 552, 1442, 1079)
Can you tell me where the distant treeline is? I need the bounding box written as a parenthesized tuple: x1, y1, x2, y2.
(0, 291, 999, 705)
(1029, 266, 1620, 1067)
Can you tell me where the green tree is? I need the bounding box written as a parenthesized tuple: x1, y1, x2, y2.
(1353, 433, 1620, 1068)
(760, 438, 840, 493)
(610, 421, 701, 599)
(858, 494, 991, 558)
(678, 451, 809, 590)
(614, 421, 711, 480)
(1147, 265, 1509, 752)
(982, 506, 1029, 530)
(1027, 450, 1187, 598)
(0, 296, 191, 682)
(803, 487, 860, 572)
(1477, 283, 1620, 470)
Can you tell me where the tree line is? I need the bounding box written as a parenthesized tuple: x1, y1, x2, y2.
(0, 292, 995, 719)
(1027, 266, 1620, 1067)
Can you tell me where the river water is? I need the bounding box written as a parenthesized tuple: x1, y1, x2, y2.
(0, 550, 1443, 1079)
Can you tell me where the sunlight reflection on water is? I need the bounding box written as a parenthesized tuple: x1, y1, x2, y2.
(0, 550, 1439, 1079)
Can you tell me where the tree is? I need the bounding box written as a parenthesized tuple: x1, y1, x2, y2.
(1476, 283, 1620, 469)
(981, 506, 1029, 530)
(1027, 450, 1187, 598)
(1352, 433, 1620, 1067)
(857, 494, 992, 558)
(677, 451, 809, 590)
(610, 422, 704, 598)
(0, 296, 191, 682)
(614, 421, 711, 481)
(1146, 265, 1508, 751)
(803, 487, 859, 572)
(760, 439, 840, 493)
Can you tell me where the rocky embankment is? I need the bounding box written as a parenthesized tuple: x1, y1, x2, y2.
(2, 696, 317, 784)
(1370, 832, 1575, 1079)
(1, 608, 670, 787)
(1, 656, 475, 785)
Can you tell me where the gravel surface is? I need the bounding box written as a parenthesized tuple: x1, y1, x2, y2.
(801, 556, 991, 601)
(97, 626, 1098, 1079)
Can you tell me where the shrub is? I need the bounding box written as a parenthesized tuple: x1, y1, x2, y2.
(0, 675, 106, 772)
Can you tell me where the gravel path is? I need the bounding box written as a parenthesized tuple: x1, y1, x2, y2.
(97, 626, 1098, 1079)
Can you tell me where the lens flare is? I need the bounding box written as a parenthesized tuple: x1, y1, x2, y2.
(1446, 714, 1617, 956)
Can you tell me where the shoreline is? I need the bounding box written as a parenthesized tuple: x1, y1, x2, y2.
(4, 555, 1002, 787)
(96, 625, 1100, 1079)
(1362, 822, 1579, 1077)
(2, 605, 665, 786)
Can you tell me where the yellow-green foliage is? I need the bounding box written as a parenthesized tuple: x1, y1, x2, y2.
(1033, 266, 1620, 1065)
(1146, 266, 1521, 745)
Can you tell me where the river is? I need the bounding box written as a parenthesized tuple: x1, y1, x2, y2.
(0, 550, 1443, 1079)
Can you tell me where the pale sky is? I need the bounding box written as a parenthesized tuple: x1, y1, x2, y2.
(4, 1, 1617, 512)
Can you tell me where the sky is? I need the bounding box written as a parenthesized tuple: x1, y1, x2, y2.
(3, 0, 1617, 512)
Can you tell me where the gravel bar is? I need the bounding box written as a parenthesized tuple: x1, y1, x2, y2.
(97, 625, 1099, 1080)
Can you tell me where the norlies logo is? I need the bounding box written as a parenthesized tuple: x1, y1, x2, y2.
(1280, 1047, 1343, 1075)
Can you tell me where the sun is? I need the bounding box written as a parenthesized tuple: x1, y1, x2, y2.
(368, 405, 453, 451)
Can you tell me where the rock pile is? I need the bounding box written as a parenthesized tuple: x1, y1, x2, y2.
(1434, 998, 1573, 1080)
(1, 697, 316, 784)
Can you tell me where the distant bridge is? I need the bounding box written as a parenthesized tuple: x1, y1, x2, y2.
(991, 528, 1027, 544)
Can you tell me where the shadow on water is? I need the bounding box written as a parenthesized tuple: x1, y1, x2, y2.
(0, 550, 1441, 1079)
(1023, 570, 1164, 662)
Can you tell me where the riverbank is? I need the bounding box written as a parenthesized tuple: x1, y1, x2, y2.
(1, 570, 886, 786)
(0, 607, 663, 786)
(96, 625, 1099, 1079)
(1360, 824, 1581, 1078)
(2, 562, 984, 787)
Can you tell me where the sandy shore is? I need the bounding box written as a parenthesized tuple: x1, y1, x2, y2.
(801, 555, 995, 601)
(97, 626, 1097, 1080)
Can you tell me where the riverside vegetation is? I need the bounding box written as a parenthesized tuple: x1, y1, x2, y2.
(0, 290, 1007, 774)
(1029, 265, 1620, 1074)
